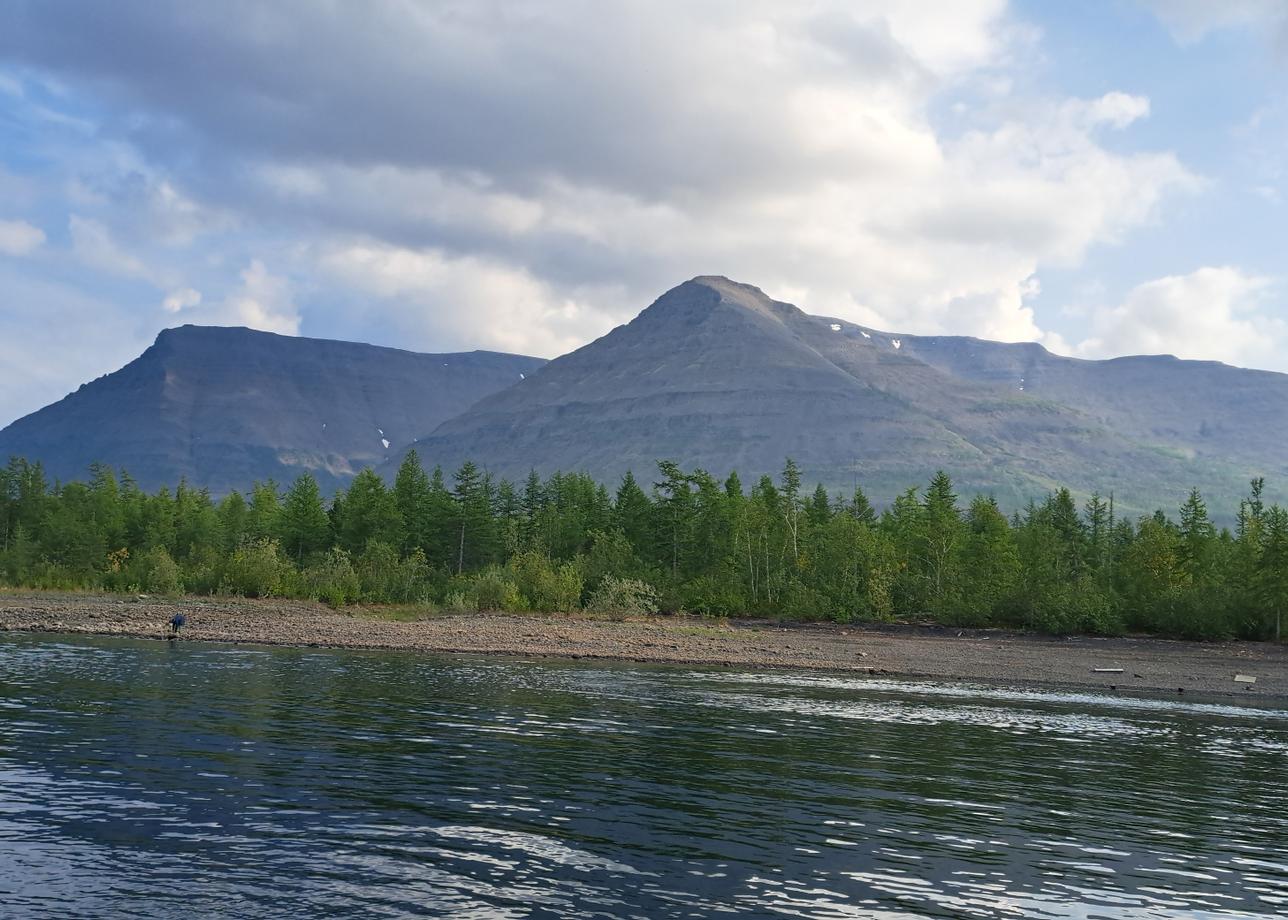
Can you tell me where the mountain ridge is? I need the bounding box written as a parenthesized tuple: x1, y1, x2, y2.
(399, 276, 1287, 516)
(4, 277, 1286, 517)
(0, 324, 546, 494)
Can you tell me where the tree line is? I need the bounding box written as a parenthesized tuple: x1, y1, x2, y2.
(2, 452, 1286, 639)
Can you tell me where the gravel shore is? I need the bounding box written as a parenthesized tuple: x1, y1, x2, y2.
(2, 591, 1284, 700)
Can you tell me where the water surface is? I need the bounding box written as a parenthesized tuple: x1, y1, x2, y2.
(2, 633, 1286, 918)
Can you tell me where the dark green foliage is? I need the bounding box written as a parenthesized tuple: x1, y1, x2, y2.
(393, 450, 435, 556)
(1, 455, 1285, 640)
(279, 473, 333, 562)
(337, 469, 402, 554)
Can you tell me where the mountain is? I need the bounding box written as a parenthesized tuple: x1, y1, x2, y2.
(0, 325, 545, 494)
(895, 335, 1288, 476)
(404, 276, 1288, 515)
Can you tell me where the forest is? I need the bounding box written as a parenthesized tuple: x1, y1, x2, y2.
(1, 451, 1286, 640)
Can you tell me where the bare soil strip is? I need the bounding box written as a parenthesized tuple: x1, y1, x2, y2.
(2, 592, 1284, 701)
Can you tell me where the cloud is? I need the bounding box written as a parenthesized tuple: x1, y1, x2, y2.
(0, 218, 44, 256)
(1067, 267, 1287, 369)
(211, 260, 299, 335)
(0, 0, 1236, 415)
(318, 242, 614, 357)
(161, 286, 201, 313)
(0, 1, 1010, 197)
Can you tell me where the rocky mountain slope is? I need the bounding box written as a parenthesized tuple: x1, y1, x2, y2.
(404, 277, 1287, 515)
(0, 325, 545, 494)
(6, 277, 1285, 516)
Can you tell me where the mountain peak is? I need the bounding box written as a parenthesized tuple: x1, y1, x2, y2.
(640, 275, 802, 328)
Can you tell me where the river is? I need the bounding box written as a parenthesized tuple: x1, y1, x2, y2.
(1, 633, 1286, 918)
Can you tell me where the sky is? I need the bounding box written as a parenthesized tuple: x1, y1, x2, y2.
(1, 1, 1287, 428)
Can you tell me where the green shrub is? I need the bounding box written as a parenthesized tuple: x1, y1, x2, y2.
(442, 590, 473, 613)
(1028, 579, 1122, 636)
(301, 547, 360, 606)
(133, 546, 183, 596)
(509, 551, 583, 612)
(181, 545, 223, 596)
(582, 528, 639, 590)
(357, 542, 433, 603)
(1157, 585, 1235, 640)
(471, 568, 521, 612)
(777, 579, 831, 621)
(221, 538, 288, 598)
(585, 576, 659, 617)
(680, 573, 745, 617)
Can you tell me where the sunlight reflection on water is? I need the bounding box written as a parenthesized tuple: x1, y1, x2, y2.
(1, 633, 1286, 918)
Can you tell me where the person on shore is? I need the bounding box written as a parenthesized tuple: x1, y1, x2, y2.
(169, 613, 187, 637)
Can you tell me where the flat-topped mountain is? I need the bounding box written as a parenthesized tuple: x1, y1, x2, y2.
(404, 276, 1288, 514)
(0, 325, 545, 494)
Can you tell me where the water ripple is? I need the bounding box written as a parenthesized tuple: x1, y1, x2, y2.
(2, 633, 1286, 918)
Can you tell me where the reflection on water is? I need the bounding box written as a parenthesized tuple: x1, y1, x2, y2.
(1, 633, 1286, 918)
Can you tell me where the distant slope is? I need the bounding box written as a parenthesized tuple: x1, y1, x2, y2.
(894, 335, 1288, 475)
(404, 277, 1283, 515)
(0, 325, 545, 494)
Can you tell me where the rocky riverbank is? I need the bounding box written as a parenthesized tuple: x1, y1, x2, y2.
(1, 590, 1283, 700)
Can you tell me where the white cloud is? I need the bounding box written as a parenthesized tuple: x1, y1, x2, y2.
(0, 3, 1225, 373)
(161, 287, 201, 313)
(1067, 267, 1286, 369)
(0, 218, 44, 256)
(297, 83, 1191, 349)
(215, 260, 299, 335)
(319, 242, 613, 357)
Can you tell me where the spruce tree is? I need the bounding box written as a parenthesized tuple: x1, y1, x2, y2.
(1257, 506, 1288, 640)
(849, 486, 876, 526)
(247, 481, 281, 542)
(451, 461, 494, 573)
(653, 460, 694, 580)
(338, 469, 401, 554)
(613, 471, 653, 553)
(807, 484, 831, 528)
(393, 450, 434, 555)
(279, 473, 333, 562)
(780, 458, 803, 561)
(1178, 487, 1215, 585)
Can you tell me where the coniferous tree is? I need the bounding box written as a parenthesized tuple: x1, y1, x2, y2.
(1257, 506, 1288, 640)
(1178, 488, 1216, 585)
(218, 491, 249, 551)
(425, 466, 456, 568)
(338, 469, 401, 554)
(652, 460, 694, 581)
(451, 461, 493, 573)
(247, 481, 282, 542)
(613, 471, 653, 551)
(849, 485, 876, 526)
(0, 450, 1283, 639)
(393, 450, 434, 556)
(279, 473, 333, 562)
(1084, 492, 1110, 573)
(807, 484, 831, 529)
(920, 472, 964, 615)
(520, 470, 545, 549)
(780, 458, 803, 561)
